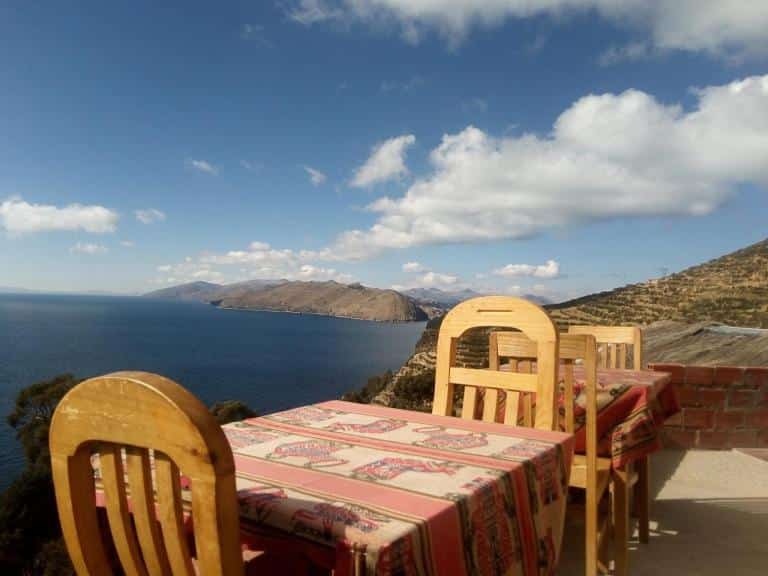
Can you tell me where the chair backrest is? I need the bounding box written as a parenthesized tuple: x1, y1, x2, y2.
(567, 325, 643, 370)
(50, 371, 243, 576)
(491, 332, 598, 434)
(432, 296, 560, 431)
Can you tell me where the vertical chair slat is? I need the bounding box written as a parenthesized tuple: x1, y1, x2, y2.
(190, 474, 243, 576)
(461, 386, 479, 420)
(52, 447, 114, 575)
(100, 444, 147, 576)
(126, 447, 171, 576)
(484, 334, 501, 422)
(563, 361, 575, 434)
(607, 344, 615, 368)
(481, 388, 499, 422)
(155, 453, 194, 576)
(519, 360, 534, 427)
(503, 391, 521, 426)
(618, 343, 627, 369)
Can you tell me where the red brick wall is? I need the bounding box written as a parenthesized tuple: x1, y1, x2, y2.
(649, 364, 768, 450)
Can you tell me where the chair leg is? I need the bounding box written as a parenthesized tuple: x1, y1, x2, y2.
(635, 456, 650, 544)
(586, 485, 598, 576)
(612, 470, 630, 576)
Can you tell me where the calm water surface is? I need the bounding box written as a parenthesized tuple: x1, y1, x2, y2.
(0, 294, 425, 488)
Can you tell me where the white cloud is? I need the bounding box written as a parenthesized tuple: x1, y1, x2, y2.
(134, 208, 166, 225)
(0, 197, 118, 234)
(402, 261, 425, 272)
(324, 75, 768, 260)
(283, 1, 768, 57)
(187, 159, 219, 175)
(351, 134, 416, 188)
(157, 240, 354, 285)
(414, 271, 458, 287)
(493, 260, 560, 279)
(598, 41, 650, 66)
(120, 240, 135, 248)
(303, 165, 327, 186)
(287, 0, 343, 25)
(70, 242, 108, 255)
(296, 264, 354, 282)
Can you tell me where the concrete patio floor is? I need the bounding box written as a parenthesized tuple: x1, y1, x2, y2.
(558, 449, 768, 575)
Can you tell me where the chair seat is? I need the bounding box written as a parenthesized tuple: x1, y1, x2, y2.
(569, 454, 612, 497)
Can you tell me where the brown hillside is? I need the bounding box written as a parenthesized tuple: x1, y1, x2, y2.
(213, 280, 428, 322)
(549, 239, 768, 328)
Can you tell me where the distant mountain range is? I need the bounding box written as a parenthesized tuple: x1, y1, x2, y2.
(145, 280, 431, 322)
(549, 238, 768, 328)
(144, 279, 560, 321)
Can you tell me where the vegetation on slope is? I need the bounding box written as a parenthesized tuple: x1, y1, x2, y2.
(548, 238, 768, 328)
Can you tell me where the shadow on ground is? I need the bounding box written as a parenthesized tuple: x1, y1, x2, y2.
(559, 449, 768, 575)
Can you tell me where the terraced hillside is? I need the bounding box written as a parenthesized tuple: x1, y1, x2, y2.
(549, 239, 768, 328)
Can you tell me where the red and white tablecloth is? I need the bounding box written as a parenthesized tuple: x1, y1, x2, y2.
(224, 400, 574, 576)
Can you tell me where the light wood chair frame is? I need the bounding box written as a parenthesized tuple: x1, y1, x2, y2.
(492, 332, 612, 575)
(50, 371, 244, 576)
(568, 324, 649, 576)
(432, 296, 560, 431)
(568, 325, 643, 371)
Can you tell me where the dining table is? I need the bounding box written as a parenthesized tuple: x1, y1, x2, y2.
(90, 369, 677, 575)
(221, 400, 575, 576)
(554, 366, 678, 469)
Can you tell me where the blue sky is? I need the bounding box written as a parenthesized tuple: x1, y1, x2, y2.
(1, 1, 767, 300)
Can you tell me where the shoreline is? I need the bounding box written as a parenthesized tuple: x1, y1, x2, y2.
(213, 304, 428, 324)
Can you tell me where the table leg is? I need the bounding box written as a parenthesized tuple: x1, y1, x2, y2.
(612, 469, 630, 576)
(635, 456, 650, 544)
(352, 543, 366, 576)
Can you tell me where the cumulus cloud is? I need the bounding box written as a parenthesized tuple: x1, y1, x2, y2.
(156, 241, 354, 286)
(187, 159, 219, 175)
(283, 0, 768, 57)
(397, 260, 459, 289)
(70, 242, 108, 255)
(412, 271, 458, 287)
(303, 165, 327, 186)
(0, 197, 118, 234)
(402, 261, 425, 272)
(134, 208, 166, 225)
(323, 75, 768, 260)
(493, 260, 560, 279)
(351, 134, 416, 188)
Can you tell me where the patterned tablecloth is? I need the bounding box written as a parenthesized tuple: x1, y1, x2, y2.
(559, 368, 677, 469)
(224, 401, 574, 576)
(493, 366, 677, 469)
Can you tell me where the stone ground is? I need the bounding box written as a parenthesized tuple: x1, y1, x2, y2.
(558, 449, 768, 575)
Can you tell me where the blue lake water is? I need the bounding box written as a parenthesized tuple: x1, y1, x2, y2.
(0, 294, 425, 488)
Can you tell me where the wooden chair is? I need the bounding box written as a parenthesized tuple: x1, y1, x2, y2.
(568, 325, 642, 371)
(568, 325, 648, 576)
(50, 371, 250, 575)
(432, 296, 560, 430)
(492, 332, 611, 575)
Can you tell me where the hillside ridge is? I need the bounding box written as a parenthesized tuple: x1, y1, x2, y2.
(549, 238, 768, 328)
